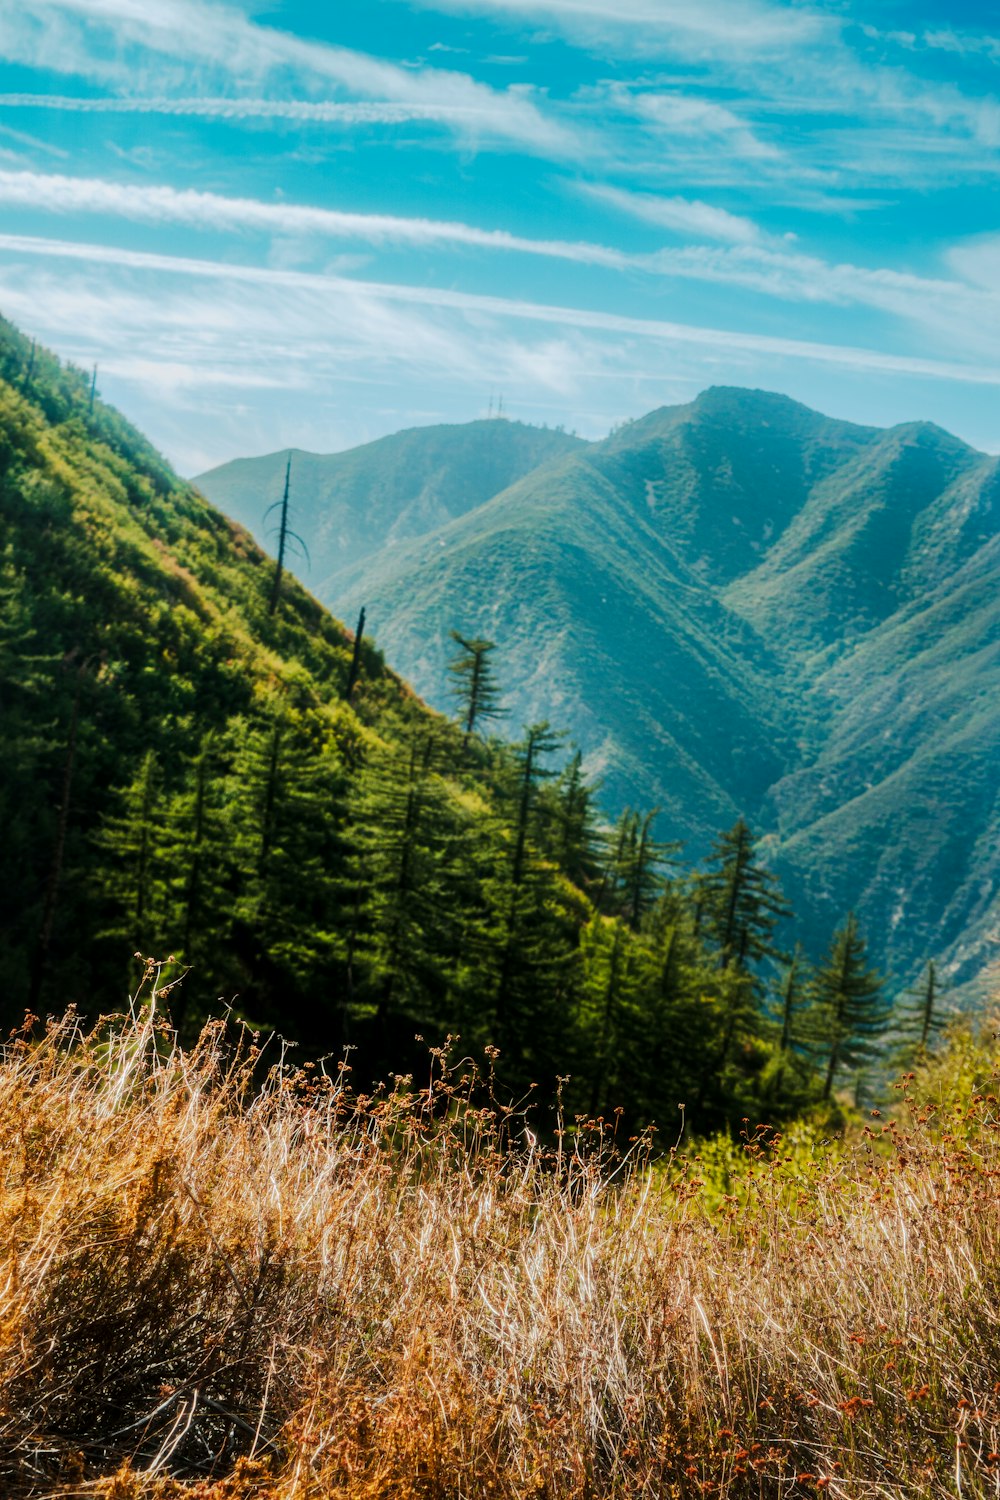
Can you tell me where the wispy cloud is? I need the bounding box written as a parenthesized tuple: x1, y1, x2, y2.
(0, 122, 70, 158)
(0, 0, 578, 156)
(3, 232, 999, 391)
(871, 25, 1000, 64)
(6, 167, 999, 353)
(619, 88, 781, 161)
(581, 182, 762, 244)
(947, 235, 1000, 293)
(0, 92, 506, 127)
(0, 169, 632, 268)
(408, 0, 827, 56)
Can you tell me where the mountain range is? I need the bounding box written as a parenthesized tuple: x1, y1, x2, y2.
(196, 390, 1000, 999)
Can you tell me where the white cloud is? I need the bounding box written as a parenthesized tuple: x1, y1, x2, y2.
(581, 182, 762, 244)
(2, 232, 999, 391)
(4, 169, 998, 354)
(0, 0, 577, 156)
(0, 122, 70, 158)
(601, 87, 782, 162)
(880, 27, 1000, 64)
(947, 235, 1000, 293)
(408, 0, 827, 56)
(0, 169, 632, 268)
(0, 92, 502, 127)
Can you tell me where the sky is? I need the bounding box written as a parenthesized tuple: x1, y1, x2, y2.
(0, 0, 999, 474)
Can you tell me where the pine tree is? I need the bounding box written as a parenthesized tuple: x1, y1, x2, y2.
(597, 808, 677, 930)
(699, 817, 789, 975)
(764, 945, 821, 1109)
(897, 961, 948, 1060)
(812, 913, 889, 1101)
(579, 914, 636, 1117)
(690, 818, 790, 1086)
(448, 632, 505, 748)
(486, 722, 575, 1080)
(157, 733, 235, 1028)
(30, 655, 93, 1009)
(347, 729, 453, 1030)
(541, 750, 603, 890)
(223, 710, 346, 1032)
(624, 898, 718, 1127)
(95, 749, 166, 957)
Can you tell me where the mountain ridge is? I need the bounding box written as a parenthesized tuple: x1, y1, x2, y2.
(196, 390, 1000, 1000)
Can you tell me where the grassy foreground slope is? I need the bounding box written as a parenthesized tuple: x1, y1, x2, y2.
(4, 996, 1000, 1499)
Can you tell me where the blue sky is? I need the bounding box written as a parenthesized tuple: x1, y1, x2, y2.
(0, 0, 998, 473)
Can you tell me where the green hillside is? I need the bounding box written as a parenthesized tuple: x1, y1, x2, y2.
(3, 315, 905, 1134)
(210, 387, 998, 1000)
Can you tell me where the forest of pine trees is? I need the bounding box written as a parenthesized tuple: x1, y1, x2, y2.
(0, 314, 950, 1137)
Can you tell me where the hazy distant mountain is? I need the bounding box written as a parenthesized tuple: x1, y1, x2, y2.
(197, 391, 1000, 997)
(195, 418, 586, 597)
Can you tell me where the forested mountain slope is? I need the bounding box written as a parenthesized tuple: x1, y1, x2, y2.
(202, 389, 999, 998)
(6, 315, 906, 1133)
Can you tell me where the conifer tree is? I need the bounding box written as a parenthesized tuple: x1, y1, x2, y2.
(597, 808, 676, 931)
(158, 733, 234, 1027)
(898, 961, 948, 1059)
(348, 729, 452, 1029)
(487, 722, 573, 1076)
(579, 914, 636, 1116)
(30, 655, 93, 1009)
(542, 750, 603, 890)
(765, 945, 821, 1108)
(223, 711, 345, 1029)
(689, 818, 789, 1087)
(95, 749, 165, 956)
(624, 898, 720, 1127)
(812, 913, 889, 1101)
(699, 818, 789, 975)
(448, 632, 505, 748)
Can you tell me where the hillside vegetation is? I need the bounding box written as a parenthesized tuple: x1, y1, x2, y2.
(198, 391, 1000, 1000)
(3, 995, 1000, 1498)
(2, 314, 928, 1135)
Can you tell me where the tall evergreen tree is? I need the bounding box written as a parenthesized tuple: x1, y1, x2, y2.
(699, 818, 789, 975)
(764, 945, 821, 1110)
(448, 632, 505, 748)
(95, 749, 165, 957)
(223, 710, 345, 1032)
(579, 914, 636, 1117)
(897, 961, 948, 1060)
(541, 750, 603, 891)
(812, 913, 889, 1101)
(30, 655, 93, 1010)
(486, 722, 574, 1079)
(158, 733, 235, 1028)
(347, 729, 453, 1030)
(597, 808, 676, 930)
(345, 607, 366, 701)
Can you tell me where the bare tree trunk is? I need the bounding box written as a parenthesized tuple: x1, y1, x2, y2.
(345, 606, 366, 700)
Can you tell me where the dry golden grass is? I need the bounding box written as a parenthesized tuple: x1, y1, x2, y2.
(4, 965, 1000, 1499)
